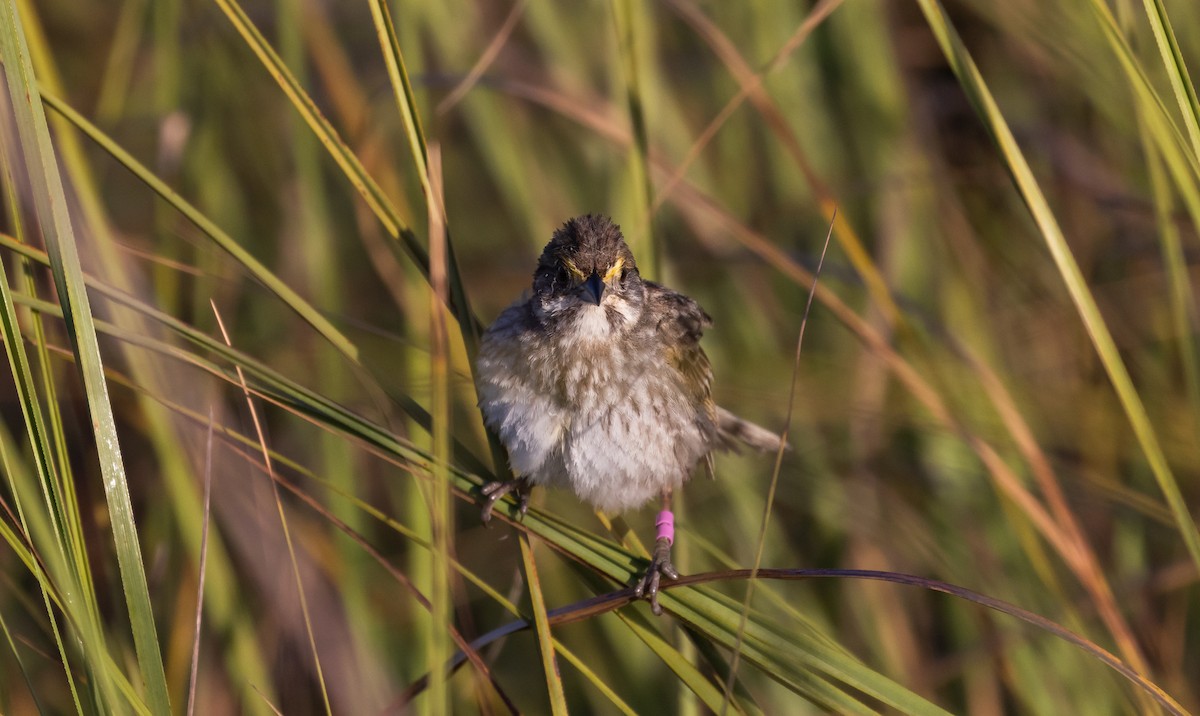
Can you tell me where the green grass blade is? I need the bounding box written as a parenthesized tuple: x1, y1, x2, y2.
(1, 242, 919, 712)
(0, 2, 169, 712)
(609, 0, 657, 277)
(0, 375, 84, 714)
(365, 0, 482, 357)
(0, 89, 88, 716)
(36, 89, 360, 365)
(914, 0, 1200, 586)
(1140, 0, 1200, 158)
(211, 0, 421, 254)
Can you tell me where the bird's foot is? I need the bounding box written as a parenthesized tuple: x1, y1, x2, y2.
(634, 537, 679, 615)
(480, 478, 532, 524)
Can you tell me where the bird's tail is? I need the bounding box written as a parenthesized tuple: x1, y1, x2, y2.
(716, 406, 786, 453)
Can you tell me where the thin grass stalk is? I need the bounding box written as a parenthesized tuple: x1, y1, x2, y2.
(1142, 130, 1200, 427)
(366, 0, 483, 355)
(0, 268, 84, 713)
(427, 144, 454, 715)
(13, 5, 277, 705)
(914, 0, 1200, 667)
(210, 0, 425, 260)
(450, 568, 1187, 714)
(7, 266, 949, 713)
(436, 0, 529, 116)
(211, 303, 333, 714)
(517, 535, 570, 714)
(0, 2, 170, 711)
(722, 218, 833, 713)
(281, 3, 389, 707)
(362, 8, 575, 711)
(0, 97, 95, 630)
(660, 0, 901, 326)
(0, 108, 92, 715)
(1140, 0, 1200, 159)
(610, 0, 657, 276)
(34, 88, 359, 365)
(185, 409, 215, 716)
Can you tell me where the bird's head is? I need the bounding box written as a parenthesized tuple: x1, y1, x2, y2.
(531, 215, 646, 336)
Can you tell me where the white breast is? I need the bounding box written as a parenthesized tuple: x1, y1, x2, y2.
(477, 302, 709, 514)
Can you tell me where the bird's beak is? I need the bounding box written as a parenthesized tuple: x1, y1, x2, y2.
(582, 272, 605, 305)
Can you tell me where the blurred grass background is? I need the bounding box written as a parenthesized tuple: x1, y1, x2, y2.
(0, 0, 1198, 712)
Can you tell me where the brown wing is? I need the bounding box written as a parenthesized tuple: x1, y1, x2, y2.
(645, 282, 719, 470)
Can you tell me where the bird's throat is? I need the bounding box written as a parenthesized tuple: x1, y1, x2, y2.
(569, 304, 616, 342)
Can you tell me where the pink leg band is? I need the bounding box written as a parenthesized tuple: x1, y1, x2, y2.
(655, 510, 675, 545)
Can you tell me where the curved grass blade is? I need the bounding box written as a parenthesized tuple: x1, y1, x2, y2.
(723, 216, 833, 712)
(449, 568, 1187, 715)
(213, 0, 483, 350)
(609, 0, 657, 277)
(0, 3, 170, 712)
(3, 235, 955, 715)
(365, 0, 482, 356)
(0, 100, 88, 714)
(37, 89, 360, 365)
(1140, 0, 1200, 158)
(914, 0, 1200, 600)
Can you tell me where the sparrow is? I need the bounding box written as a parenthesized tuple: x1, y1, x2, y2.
(475, 214, 781, 614)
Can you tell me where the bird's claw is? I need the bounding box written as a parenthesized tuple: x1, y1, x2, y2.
(480, 479, 531, 524)
(634, 538, 679, 615)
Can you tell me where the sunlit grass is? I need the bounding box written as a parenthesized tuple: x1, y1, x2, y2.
(0, 0, 1197, 713)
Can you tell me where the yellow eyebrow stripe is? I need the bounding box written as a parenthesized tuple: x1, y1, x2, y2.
(602, 256, 625, 282)
(562, 257, 586, 279)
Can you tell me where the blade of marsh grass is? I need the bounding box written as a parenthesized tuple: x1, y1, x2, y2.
(7, 267, 944, 713)
(12, 7, 278, 707)
(1140, 0, 1200, 158)
(653, 0, 840, 213)
(0, 603, 41, 712)
(479, 510, 945, 714)
(681, 626, 763, 716)
(568, 567, 757, 715)
(211, 0, 423, 259)
(35, 89, 360, 365)
(0, 105, 89, 714)
(1084, 0, 1200, 206)
(278, 2, 388, 708)
(435, 0, 528, 116)
(480, 568, 1188, 715)
(915, 0, 1200, 629)
(427, 144, 454, 715)
(362, 9, 569, 710)
(0, 331, 82, 714)
(0, 104, 93, 607)
(723, 216, 833, 713)
(618, 609, 748, 715)
(365, 0, 483, 356)
(0, 3, 170, 712)
(215, 0, 485, 354)
(517, 536, 570, 715)
(239, 443, 518, 714)
(609, 0, 657, 277)
(185, 408, 215, 716)
(554, 644, 638, 716)
(211, 303, 333, 716)
(660, 0, 901, 326)
(0, 285, 514, 708)
(1144, 139, 1200, 423)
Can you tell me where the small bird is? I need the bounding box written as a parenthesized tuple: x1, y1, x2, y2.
(475, 214, 781, 614)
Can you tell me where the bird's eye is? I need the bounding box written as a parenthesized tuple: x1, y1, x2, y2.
(556, 266, 572, 285)
(620, 267, 629, 282)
